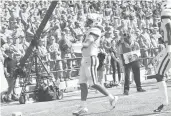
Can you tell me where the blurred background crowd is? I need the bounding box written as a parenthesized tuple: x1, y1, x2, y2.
(0, 0, 165, 84)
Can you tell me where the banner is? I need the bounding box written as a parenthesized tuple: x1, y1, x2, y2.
(122, 50, 141, 64)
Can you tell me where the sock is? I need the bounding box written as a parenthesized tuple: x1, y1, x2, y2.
(157, 81, 169, 106)
(91, 84, 110, 96)
(108, 94, 114, 100)
(80, 83, 88, 101)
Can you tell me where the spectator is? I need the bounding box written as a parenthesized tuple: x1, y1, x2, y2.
(8, 8, 18, 30)
(128, 6, 137, 30)
(47, 36, 63, 82)
(3, 48, 19, 102)
(1, 24, 13, 37)
(117, 19, 127, 35)
(110, 30, 122, 86)
(19, 34, 29, 51)
(73, 21, 84, 42)
(19, 3, 29, 30)
(97, 41, 106, 87)
(104, 21, 112, 33)
(140, 26, 151, 70)
(103, 29, 113, 74)
(47, 36, 61, 61)
(60, 14, 67, 31)
(1, 36, 15, 59)
(64, 27, 75, 43)
(150, 27, 161, 57)
(136, 7, 145, 29)
(59, 32, 74, 81)
(37, 38, 50, 73)
(37, 38, 48, 61)
(13, 36, 25, 58)
(145, 6, 153, 28)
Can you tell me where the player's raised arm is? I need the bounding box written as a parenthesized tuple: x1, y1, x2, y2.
(82, 34, 94, 48)
(82, 28, 101, 48)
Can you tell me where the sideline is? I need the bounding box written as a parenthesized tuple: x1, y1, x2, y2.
(29, 99, 108, 115)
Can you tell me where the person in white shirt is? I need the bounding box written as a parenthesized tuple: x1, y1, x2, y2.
(47, 36, 63, 82)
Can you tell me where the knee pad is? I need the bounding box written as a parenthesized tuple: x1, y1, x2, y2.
(156, 74, 164, 82)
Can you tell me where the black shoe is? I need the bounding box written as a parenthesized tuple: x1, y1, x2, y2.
(123, 90, 129, 95)
(137, 88, 146, 92)
(154, 104, 164, 112)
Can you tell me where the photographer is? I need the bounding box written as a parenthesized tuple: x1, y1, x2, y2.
(117, 32, 146, 95)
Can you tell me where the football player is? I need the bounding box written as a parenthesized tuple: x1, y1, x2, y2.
(72, 13, 118, 115)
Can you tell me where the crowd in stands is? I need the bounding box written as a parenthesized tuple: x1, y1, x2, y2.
(0, 0, 165, 84)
